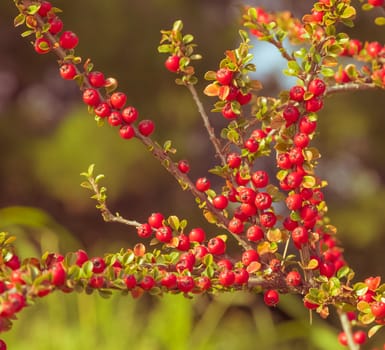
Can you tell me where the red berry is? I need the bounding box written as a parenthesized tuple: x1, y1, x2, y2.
(264, 289, 279, 306)
(294, 132, 310, 148)
(207, 237, 226, 255)
(177, 234, 190, 251)
(178, 160, 190, 173)
(138, 120, 155, 136)
(217, 259, 233, 270)
(286, 271, 302, 287)
(259, 211, 277, 228)
(283, 217, 298, 230)
(88, 71, 106, 88)
(285, 193, 303, 211)
(108, 111, 122, 126)
(254, 192, 272, 210)
(305, 96, 323, 112)
(196, 276, 211, 291)
(59, 31, 79, 50)
(236, 91, 252, 105)
(368, 0, 384, 5)
(89, 275, 105, 288)
(8, 293, 26, 313)
(60, 63, 77, 80)
(137, 223, 153, 238)
(367, 41, 382, 58)
(244, 138, 259, 153)
(121, 106, 138, 124)
(338, 332, 348, 346)
(277, 153, 292, 169)
(246, 225, 264, 242)
(155, 226, 173, 243)
(221, 102, 238, 119)
(94, 102, 111, 118)
(91, 257, 106, 273)
(194, 245, 209, 260)
(239, 203, 257, 217)
(227, 153, 242, 169)
(5, 254, 20, 270)
(0, 301, 15, 318)
(177, 276, 195, 293)
(37, 1, 52, 16)
(234, 268, 249, 285)
(125, 275, 137, 289)
(308, 79, 326, 96)
(219, 269, 235, 287)
(289, 85, 305, 101)
(216, 68, 234, 85)
(51, 263, 66, 286)
(289, 147, 305, 165)
(148, 212, 164, 228)
(212, 195, 228, 210)
(292, 226, 309, 248)
(228, 217, 244, 234)
(251, 170, 269, 188)
(286, 171, 303, 189)
(299, 116, 317, 134)
(195, 177, 211, 192)
(0, 340, 6, 350)
(283, 105, 300, 126)
(48, 17, 63, 35)
(304, 299, 319, 310)
(223, 86, 238, 101)
(140, 276, 155, 290)
(188, 228, 206, 243)
(82, 88, 100, 107)
(34, 37, 51, 54)
(110, 92, 127, 110)
(119, 125, 135, 139)
(371, 301, 385, 319)
(353, 330, 367, 345)
(75, 249, 89, 267)
(242, 249, 259, 266)
(165, 55, 180, 72)
(161, 273, 177, 289)
(238, 187, 256, 204)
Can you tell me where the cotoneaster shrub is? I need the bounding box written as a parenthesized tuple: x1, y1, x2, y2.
(1, 0, 385, 349)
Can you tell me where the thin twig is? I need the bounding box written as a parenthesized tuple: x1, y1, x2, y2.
(339, 311, 360, 350)
(187, 84, 226, 165)
(326, 82, 378, 96)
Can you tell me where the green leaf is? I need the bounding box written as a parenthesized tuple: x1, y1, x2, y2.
(337, 266, 350, 279)
(172, 20, 183, 32)
(374, 17, 385, 26)
(157, 44, 173, 53)
(21, 30, 34, 38)
(320, 67, 335, 77)
(14, 13, 25, 27)
(368, 324, 384, 338)
(182, 34, 194, 44)
(341, 5, 356, 19)
(167, 215, 180, 230)
(26, 4, 40, 15)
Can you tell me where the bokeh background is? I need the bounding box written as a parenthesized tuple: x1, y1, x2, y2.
(0, 0, 385, 349)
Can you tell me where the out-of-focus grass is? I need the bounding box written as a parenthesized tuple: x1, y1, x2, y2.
(3, 291, 344, 350)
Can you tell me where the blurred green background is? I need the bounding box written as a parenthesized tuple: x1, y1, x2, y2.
(0, 0, 385, 349)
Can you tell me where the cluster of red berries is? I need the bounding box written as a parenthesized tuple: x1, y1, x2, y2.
(31, 1, 155, 140)
(213, 67, 252, 120)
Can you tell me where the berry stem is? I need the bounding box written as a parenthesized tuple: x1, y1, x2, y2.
(187, 84, 226, 165)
